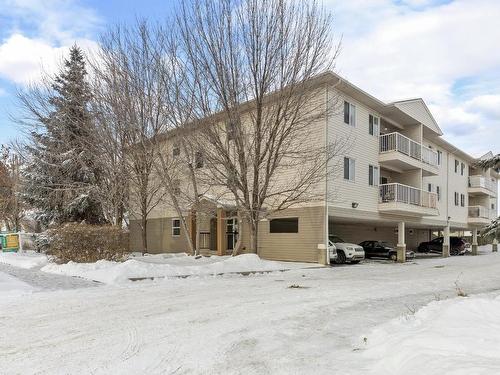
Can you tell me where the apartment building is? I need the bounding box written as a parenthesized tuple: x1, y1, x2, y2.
(129, 72, 499, 263)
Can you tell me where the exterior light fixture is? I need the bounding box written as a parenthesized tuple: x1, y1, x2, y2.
(352, 202, 359, 208)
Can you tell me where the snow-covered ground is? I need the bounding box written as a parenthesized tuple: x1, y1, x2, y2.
(0, 251, 48, 269)
(1, 245, 500, 374)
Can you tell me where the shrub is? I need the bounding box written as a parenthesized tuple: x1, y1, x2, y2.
(47, 223, 129, 263)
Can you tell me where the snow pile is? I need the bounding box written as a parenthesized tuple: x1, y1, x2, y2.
(41, 254, 287, 284)
(0, 251, 48, 269)
(363, 295, 500, 375)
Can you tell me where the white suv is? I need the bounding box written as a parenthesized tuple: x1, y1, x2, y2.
(329, 235, 365, 264)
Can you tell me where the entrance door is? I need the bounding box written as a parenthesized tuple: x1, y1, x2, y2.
(226, 218, 238, 251)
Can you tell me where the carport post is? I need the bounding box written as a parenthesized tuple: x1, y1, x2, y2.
(396, 221, 406, 263)
(471, 228, 478, 255)
(493, 238, 498, 252)
(442, 225, 450, 257)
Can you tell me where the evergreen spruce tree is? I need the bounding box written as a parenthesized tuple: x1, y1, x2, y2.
(23, 45, 105, 226)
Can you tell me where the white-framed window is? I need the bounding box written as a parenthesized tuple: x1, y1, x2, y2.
(428, 183, 433, 192)
(344, 157, 355, 181)
(368, 165, 379, 186)
(461, 162, 465, 176)
(454, 192, 459, 206)
(226, 120, 236, 141)
(172, 144, 180, 158)
(343, 100, 356, 126)
(369, 114, 379, 136)
(437, 150, 442, 166)
(436, 185, 441, 201)
(455, 160, 459, 173)
(195, 151, 203, 169)
(172, 179, 180, 196)
(172, 218, 181, 237)
(460, 193, 465, 207)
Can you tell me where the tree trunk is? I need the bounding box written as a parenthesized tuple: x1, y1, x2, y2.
(141, 215, 147, 254)
(248, 218, 258, 255)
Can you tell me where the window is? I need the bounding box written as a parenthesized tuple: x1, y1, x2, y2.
(369, 115, 379, 136)
(454, 192, 459, 206)
(455, 160, 459, 173)
(195, 151, 203, 168)
(428, 183, 432, 192)
(461, 163, 465, 176)
(172, 179, 180, 196)
(368, 165, 379, 186)
(226, 120, 236, 141)
(437, 150, 442, 166)
(172, 218, 181, 236)
(460, 193, 465, 207)
(344, 157, 355, 181)
(492, 203, 496, 210)
(343, 100, 356, 126)
(436, 185, 441, 201)
(172, 144, 180, 158)
(269, 218, 299, 233)
(380, 176, 388, 185)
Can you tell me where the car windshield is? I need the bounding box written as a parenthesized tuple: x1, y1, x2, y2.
(329, 235, 344, 243)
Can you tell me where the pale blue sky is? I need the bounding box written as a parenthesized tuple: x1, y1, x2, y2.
(0, 0, 499, 156)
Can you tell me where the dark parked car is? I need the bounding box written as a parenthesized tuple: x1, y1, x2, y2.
(359, 240, 415, 261)
(417, 236, 466, 256)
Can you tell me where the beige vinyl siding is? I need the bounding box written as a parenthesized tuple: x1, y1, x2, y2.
(258, 206, 324, 263)
(129, 217, 190, 253)
(328, 87, 381, 213)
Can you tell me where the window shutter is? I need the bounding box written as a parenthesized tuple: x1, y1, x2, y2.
(350, 104, 356, 126)
(369, 115, 374, 135)
(369, 165, 373, 185)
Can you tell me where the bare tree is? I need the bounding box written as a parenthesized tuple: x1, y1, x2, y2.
(174, 0, 343, 254)
(93, 22, 174, 253)
(0, 145, 23, 231)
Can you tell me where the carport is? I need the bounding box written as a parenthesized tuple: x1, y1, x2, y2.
(328, 215, 467, 262)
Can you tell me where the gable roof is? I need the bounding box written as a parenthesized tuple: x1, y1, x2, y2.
(390, 98, 443, 136)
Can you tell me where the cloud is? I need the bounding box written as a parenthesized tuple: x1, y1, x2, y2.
(0, 0, 100, 84)
(326, 0, 500, 156)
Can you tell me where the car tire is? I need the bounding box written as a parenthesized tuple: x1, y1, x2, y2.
(451, 248, 459, 256)
(335, 251, 346, 264)
(351, 260, 360, 264)
(389, 252, 397, 261)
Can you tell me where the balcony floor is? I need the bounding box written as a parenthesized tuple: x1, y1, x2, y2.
(378, 202, 439, 217)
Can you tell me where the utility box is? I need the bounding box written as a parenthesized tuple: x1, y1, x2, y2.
(0, 233, 20, 252)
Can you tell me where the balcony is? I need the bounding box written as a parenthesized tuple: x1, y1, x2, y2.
(379, 183, 438, 216)
(468, 175, 497, 197)
(379, 132, 439, 175)
(468, 205, 495, 226)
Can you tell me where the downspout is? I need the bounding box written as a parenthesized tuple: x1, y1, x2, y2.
(324, 83, 329, 264)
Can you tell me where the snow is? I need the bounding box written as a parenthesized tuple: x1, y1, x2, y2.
(1, 245, 500, 374)
(0, 271, 35, 298)
(0, 251, 48, 269)
(41, 254, 303, 284)
(363, 294, 500, 375)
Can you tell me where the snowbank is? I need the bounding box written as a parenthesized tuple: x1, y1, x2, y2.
(41, 254, 288, 284)
(363, 294, 500, 375)
(0, 251, 48, 269)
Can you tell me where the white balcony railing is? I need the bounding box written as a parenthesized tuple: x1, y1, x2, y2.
(468, 205, 493, 219)
(469, 175, 497, 193)
(379, 132, 438, 167)
(379, 183, 437, 209)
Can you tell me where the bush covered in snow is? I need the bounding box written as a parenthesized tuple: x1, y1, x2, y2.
(47, 223, 129, 263)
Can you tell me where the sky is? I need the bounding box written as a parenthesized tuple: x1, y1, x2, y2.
(0, 0, 499, 157)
